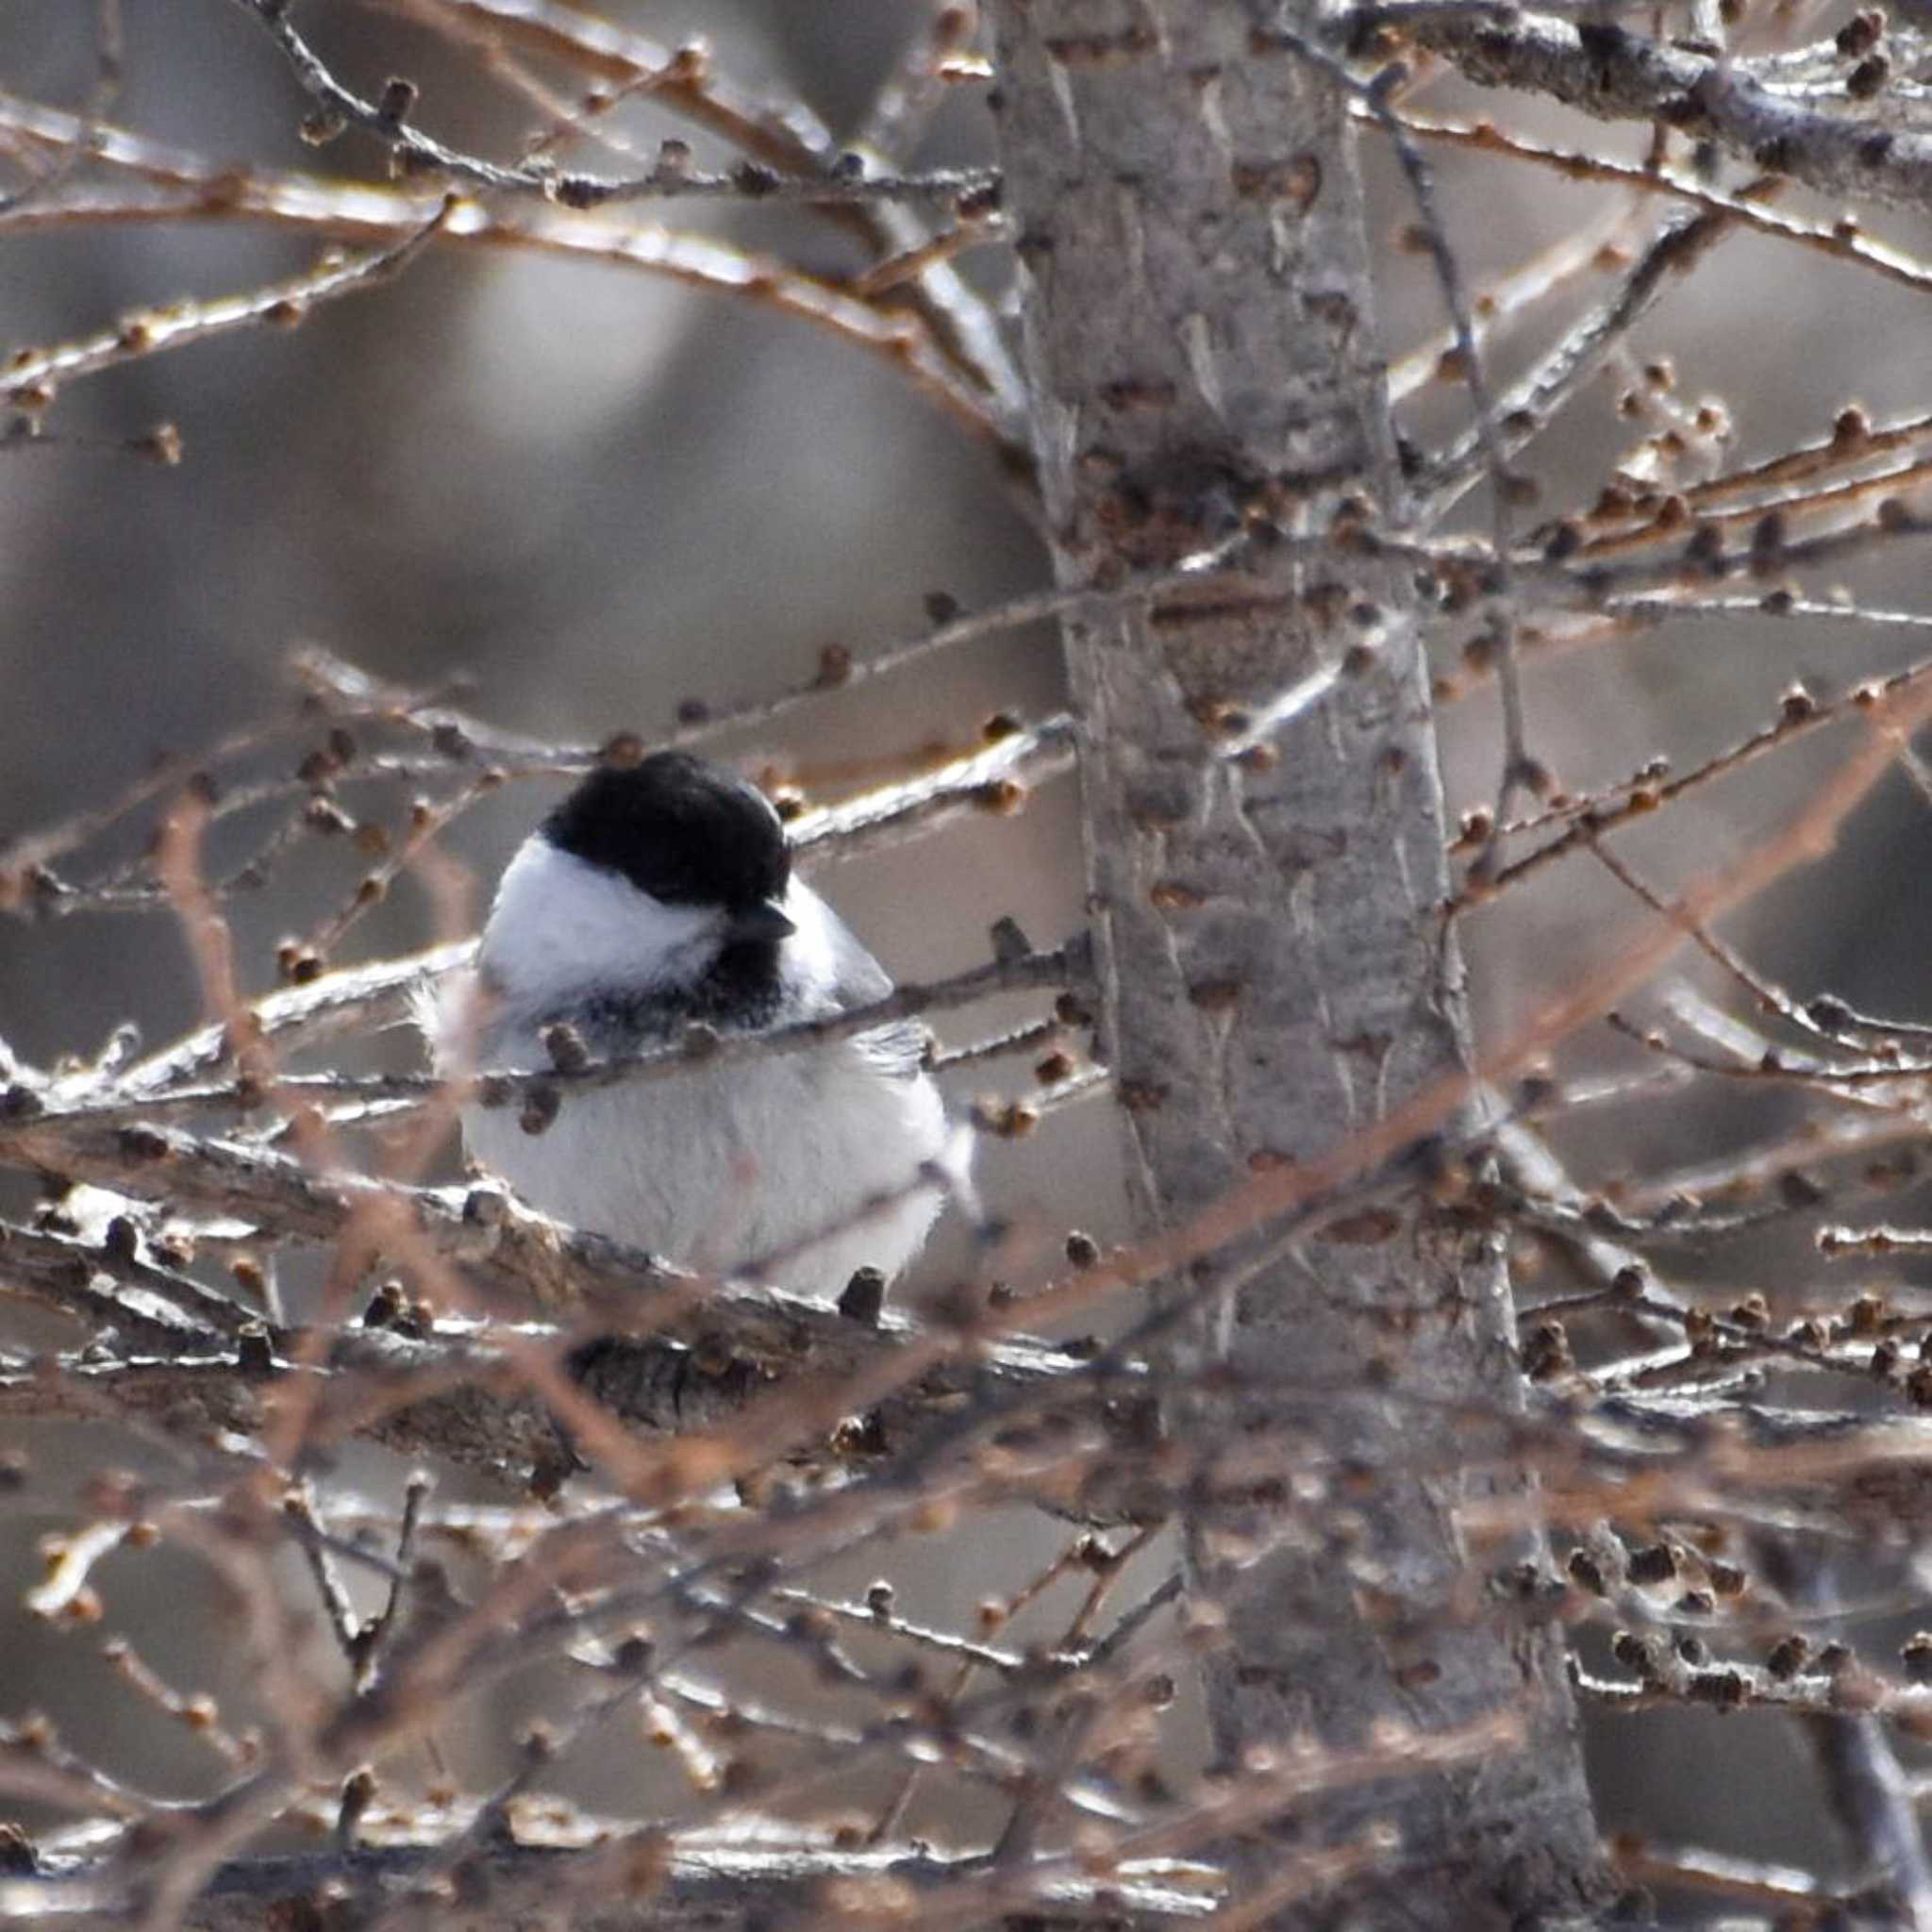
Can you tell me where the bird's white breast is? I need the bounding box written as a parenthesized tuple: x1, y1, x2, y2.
(458, 1030, 947, 1295)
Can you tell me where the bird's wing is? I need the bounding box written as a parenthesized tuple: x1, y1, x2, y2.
(851, 1018, 933, 1083)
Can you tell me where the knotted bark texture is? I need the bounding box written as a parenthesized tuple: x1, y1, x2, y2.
(985, 4, 1607, 1922)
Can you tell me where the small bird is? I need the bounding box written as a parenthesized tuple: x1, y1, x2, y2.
(429, 750, 960, 1297)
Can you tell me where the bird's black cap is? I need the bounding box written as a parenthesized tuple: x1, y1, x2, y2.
(542, 751, 791, 910)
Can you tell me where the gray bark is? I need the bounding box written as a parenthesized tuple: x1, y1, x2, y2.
(1, 1842, 1217, 1931)
(983, 4, 1608, 1923)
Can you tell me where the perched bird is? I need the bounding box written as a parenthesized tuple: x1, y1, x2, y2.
(429, 750, 959, 1296)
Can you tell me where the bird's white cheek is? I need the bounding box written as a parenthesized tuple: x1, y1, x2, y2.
(478, 837, 721, 1004)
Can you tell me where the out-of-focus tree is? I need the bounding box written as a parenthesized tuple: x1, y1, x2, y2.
(8, 2, 1932, 1926)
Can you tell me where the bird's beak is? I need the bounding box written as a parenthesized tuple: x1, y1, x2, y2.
(726, 900, 796, 944)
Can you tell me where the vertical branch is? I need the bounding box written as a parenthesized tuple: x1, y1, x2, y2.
(1759, 1541, 1932, 1925)
(982, 4, 1605, 1921)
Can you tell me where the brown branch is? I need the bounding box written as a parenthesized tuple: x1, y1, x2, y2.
(0, 196, 452, 408)
(26, 935, 1085, 1132)
(1418, 207, 1735, 517)
(0, 0, 122, 218)
(0, 173, 1003, 445)
(1457, 647, 1932, 909)
(397, 0, 1029, 431)
(228, 0, 994, 210)
(1389, 106, 1932, 308)
(0, 1813, 1207, 1930)
(1388, 201, 1638, 407)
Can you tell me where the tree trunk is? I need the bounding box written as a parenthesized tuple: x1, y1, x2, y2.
(984, 5, 1608, 1923)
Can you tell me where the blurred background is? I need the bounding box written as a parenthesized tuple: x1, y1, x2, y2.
(8, 0, 1932, 1906)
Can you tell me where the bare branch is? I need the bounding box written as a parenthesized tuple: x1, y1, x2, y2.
(0, 197, 454, 408)
(1411, 7, 1932, 210)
